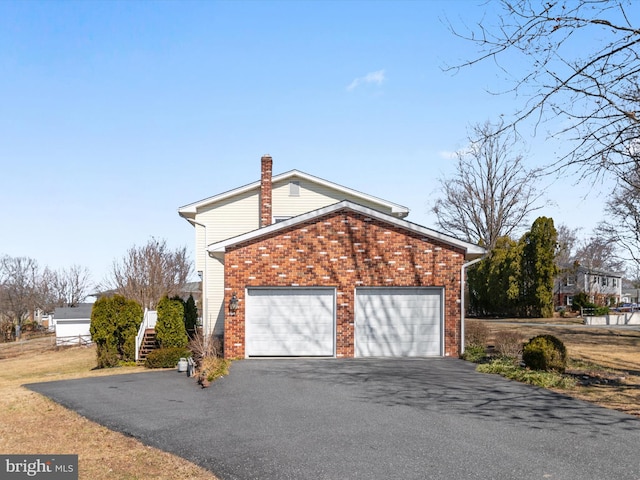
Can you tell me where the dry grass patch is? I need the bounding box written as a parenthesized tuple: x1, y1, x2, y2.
(0, 342, 218, 480)
(478, 319, 640, 417)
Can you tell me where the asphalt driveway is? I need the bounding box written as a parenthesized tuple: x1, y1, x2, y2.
(27, 358, 640, 480)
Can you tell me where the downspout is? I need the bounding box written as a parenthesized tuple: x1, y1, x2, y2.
(461, 257, 484, 355)
(188, 219, 208, 338)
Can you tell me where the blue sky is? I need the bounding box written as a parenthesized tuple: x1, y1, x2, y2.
(0, 0, 613, 285)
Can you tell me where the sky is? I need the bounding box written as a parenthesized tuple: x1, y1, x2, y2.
(0, 0, 620, 287)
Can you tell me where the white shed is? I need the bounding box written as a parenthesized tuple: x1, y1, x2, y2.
(54, 303, 94, 346)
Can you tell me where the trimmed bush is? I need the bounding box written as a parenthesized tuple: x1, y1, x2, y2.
(144, 347, 190, 368)
(90, 295, 143, 368)
(522, 334, 567, 373)
(156, 296, 188, 349)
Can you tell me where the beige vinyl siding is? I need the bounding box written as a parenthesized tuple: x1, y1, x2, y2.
(197, 190, 261, 242)
(271, 177, 396, 218)
(194, 189, 260, 336)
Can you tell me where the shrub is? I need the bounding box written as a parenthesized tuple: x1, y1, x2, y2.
(594, 306, 610, 315)
(522, 334, 567, 373)
(477, 358, 576, 389)
(462, 344, 486, 363)
(197, 357, 230, 387)
(493, 330, 524, 359)
(571, 292, 589, 311)
(465, 320, 490, 348)
(90, 295, 143, 368)
(144, 347, 190, 368)
(96, 346, 120, 368)
(156, 297, 188, 349)
(188, 331, 222, 368)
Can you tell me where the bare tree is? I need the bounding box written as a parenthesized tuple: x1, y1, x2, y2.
(41, 265, 93, 311)
(573, 236, 626, 274)
(598, 166, 640, 269)
(445, 0, 640, 185)
(105, 238, 192, 310)
(555, 224, 581, 267)
(0, 256, 41, 330)
(432, 120, 544, 250)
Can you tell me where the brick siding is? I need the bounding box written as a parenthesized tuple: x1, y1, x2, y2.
(224, 209, 466, 358)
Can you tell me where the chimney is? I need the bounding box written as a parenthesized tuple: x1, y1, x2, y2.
(260, 154, 273, 227)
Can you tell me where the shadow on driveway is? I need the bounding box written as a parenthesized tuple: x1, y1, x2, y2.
(27, 358, 640, 480)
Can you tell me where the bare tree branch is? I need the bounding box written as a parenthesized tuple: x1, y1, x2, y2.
(105, 238, 192, 310)
(444, 0, 640, 183)
(432, 120, 544, 250)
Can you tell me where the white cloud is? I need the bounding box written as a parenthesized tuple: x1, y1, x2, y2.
(347, 69, 386, 91)
(438, 150, 459, 160)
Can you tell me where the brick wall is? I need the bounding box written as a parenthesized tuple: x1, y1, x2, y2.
(223, 209, 466, 358)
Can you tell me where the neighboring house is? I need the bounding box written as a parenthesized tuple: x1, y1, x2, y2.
(53, 303, 93, 346)
(178, 155, 485, 359)
(621, 291, 639, 305)
(555, 265, 623, 308)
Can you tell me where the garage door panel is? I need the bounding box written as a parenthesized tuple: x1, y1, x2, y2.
(246, 288, 335, 357)
(355, 288, 442, 357)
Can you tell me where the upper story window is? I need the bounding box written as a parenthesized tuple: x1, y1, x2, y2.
(289, 181, 300, 197)
(613, 278, 617, 287)
(564, 276, 575, 286)
(602, 277, 608, 287)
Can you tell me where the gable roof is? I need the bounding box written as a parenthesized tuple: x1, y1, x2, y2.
(207, 200, 485, 260)
(178, 169, 410, 219)
(53, 303, 93, 319)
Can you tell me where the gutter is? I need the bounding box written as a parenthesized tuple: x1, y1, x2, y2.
(460, 257, 484, 354)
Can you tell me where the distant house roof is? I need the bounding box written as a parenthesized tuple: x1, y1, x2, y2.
(207, 200, 486, 260)
(559, 264, 624, 278)
(54, 303, 93, 320)
(177, 169, 410, 219)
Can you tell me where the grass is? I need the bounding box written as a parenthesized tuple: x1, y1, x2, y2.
(469, 318, 640, 417)
(0, 337, 218, 480)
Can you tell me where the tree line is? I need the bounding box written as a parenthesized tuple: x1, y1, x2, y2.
(0, 238, 193, 339)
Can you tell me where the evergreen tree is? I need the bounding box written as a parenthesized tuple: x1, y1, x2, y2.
(184, 294, 198, 335)
(90, 295, 143, 367)
(519, 217, 558, 318)
(468, 236, 521, 316)
(156, 296, 188, 348)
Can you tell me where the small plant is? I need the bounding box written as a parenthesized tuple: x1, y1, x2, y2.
(197, 357, 230, 388)
(188, 331, 222, 367)
(522, 334, 567, 373)
(144, 347, 190, 369)
(493, 330, 524, 359)
(462, 344, 486, 363)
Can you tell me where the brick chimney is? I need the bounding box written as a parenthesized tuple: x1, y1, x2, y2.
(260, 154, 273, 227)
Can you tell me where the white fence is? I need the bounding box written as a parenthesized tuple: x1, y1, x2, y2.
(583, 311, 640, 326)
(56, 334, 93, 347)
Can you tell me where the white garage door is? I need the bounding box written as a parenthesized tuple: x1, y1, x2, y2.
(355, 287, 443, 357)
(245, 288, 335, 357)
